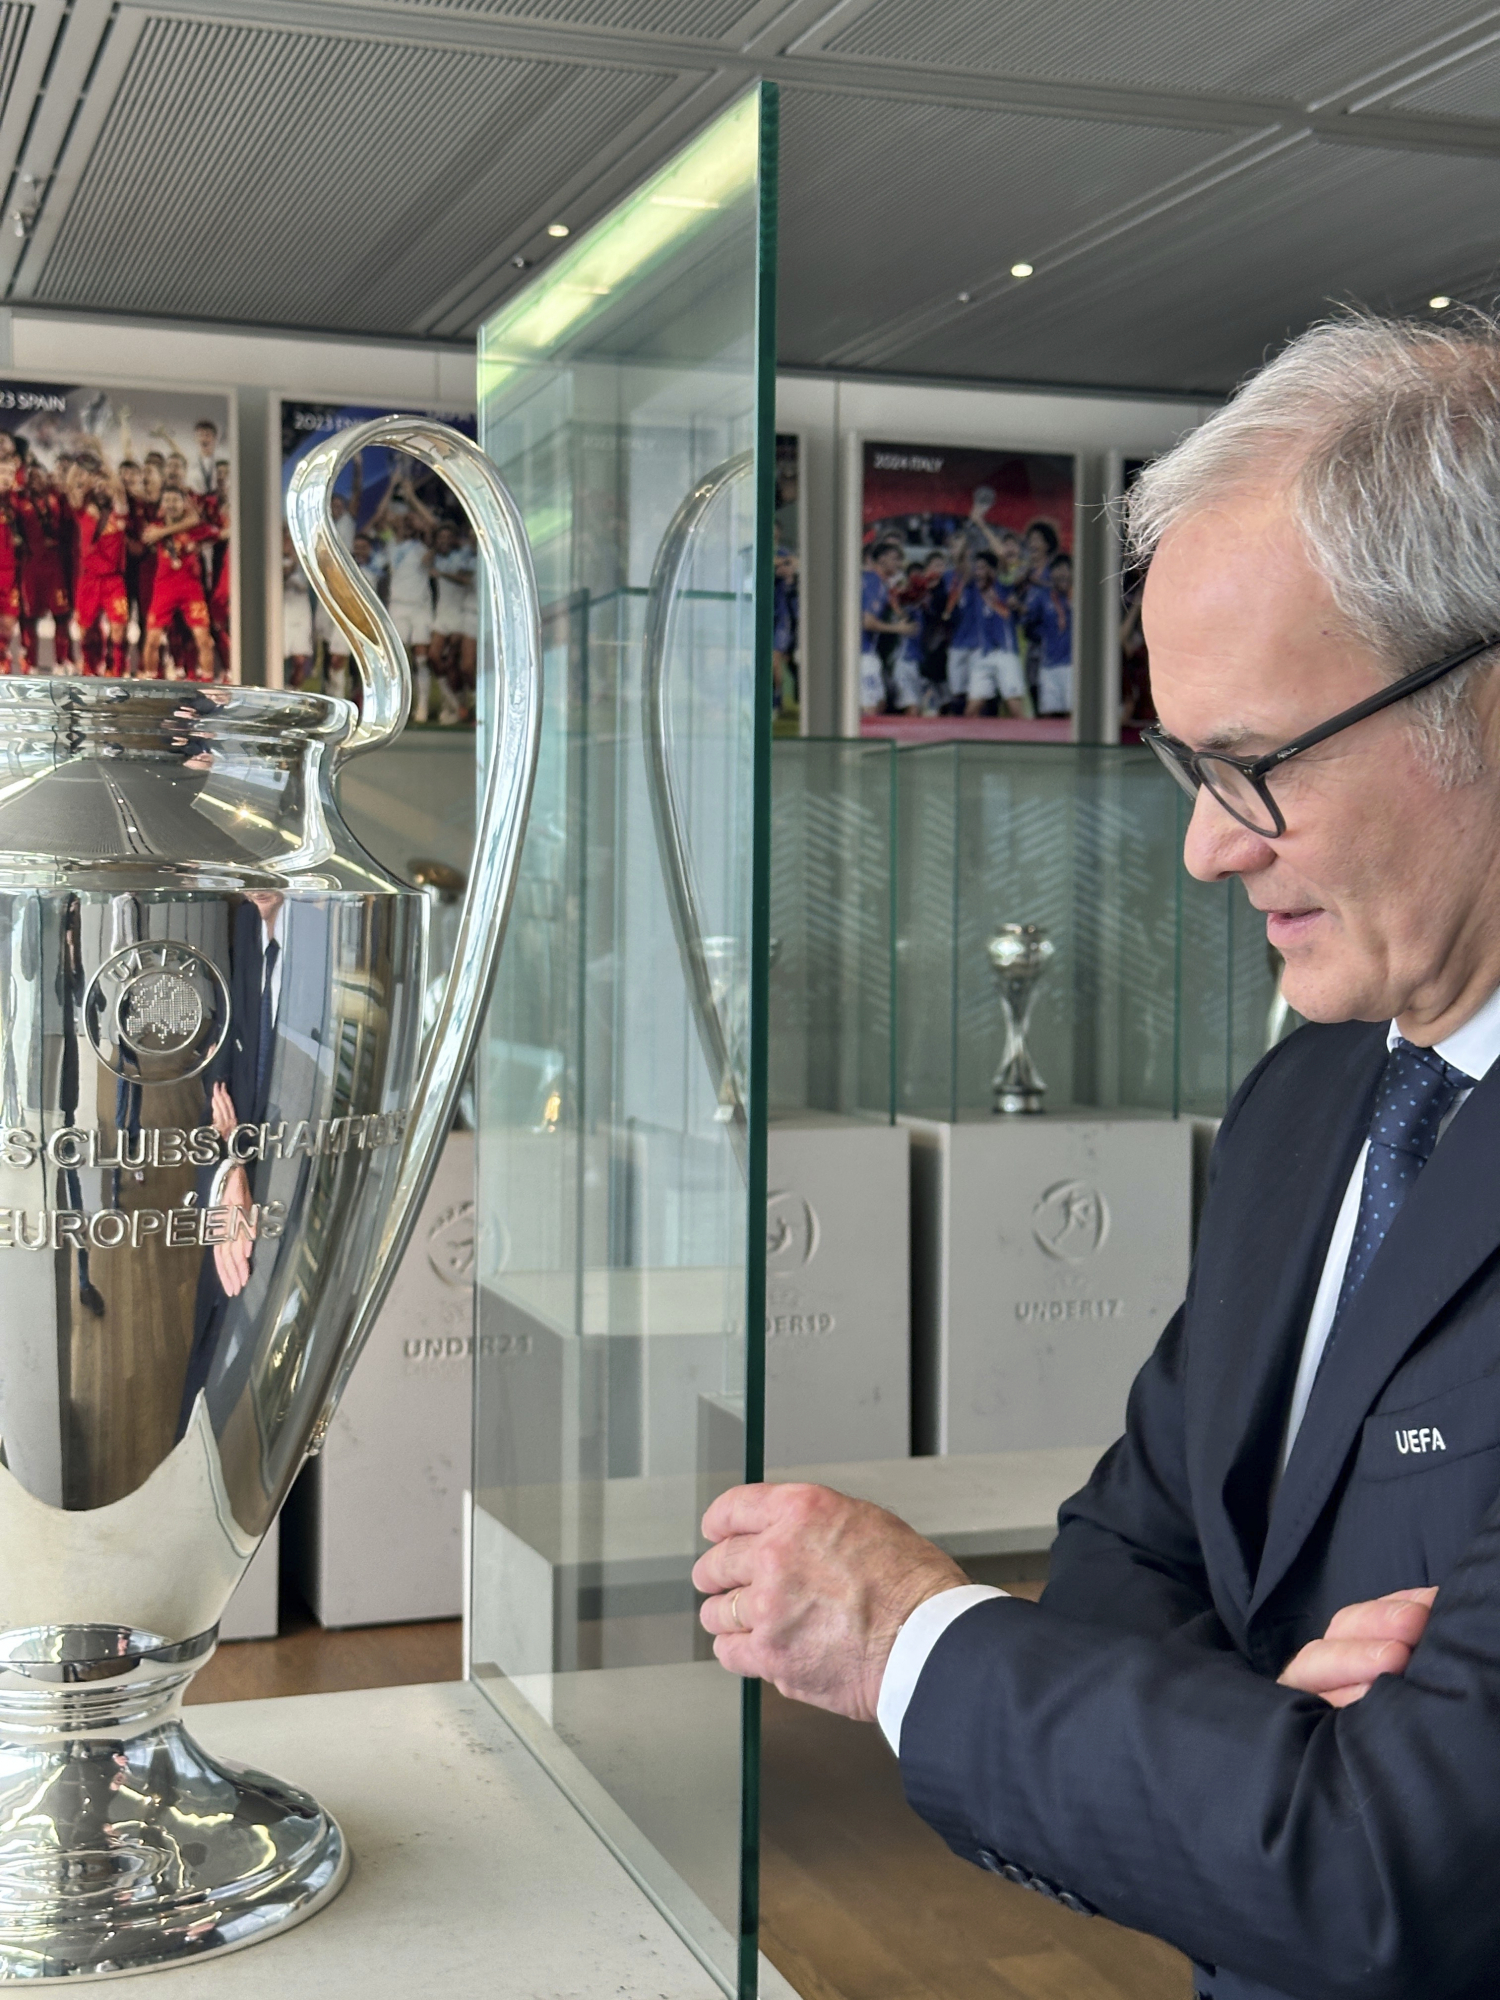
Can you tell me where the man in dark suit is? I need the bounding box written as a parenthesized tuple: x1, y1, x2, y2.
(694, 315, 1500, 2000)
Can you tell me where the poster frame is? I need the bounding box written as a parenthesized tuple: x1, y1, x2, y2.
(267, 389, 476, 696)
(772, 426, 806, 739)
(842, 427, 1083, 742)
(0, 367, 240, 681)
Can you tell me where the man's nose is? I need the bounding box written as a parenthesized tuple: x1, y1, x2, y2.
(1181, 784, 1277, 882)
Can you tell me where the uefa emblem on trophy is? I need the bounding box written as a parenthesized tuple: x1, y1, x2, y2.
(0, 416, 542, 1978)
(987, 922, 1056, 1115)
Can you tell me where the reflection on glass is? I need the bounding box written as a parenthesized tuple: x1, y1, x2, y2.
(767, 739, 896, 1120)
(469, 87, 775, 2000)
(894, 742, 1275, 1122)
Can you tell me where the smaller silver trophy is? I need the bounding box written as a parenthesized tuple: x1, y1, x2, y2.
(987, 922, 1056, 1115)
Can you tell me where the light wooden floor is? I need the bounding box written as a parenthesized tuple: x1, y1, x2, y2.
(186, 1603, 461, 1704)
(199, 1576, 1191, 2000)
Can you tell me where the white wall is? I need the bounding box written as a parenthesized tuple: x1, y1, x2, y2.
(775, 371, 1218, 740)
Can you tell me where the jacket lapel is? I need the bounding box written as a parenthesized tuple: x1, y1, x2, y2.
(1251, 1054, 1500, 1617)
(1188, 1025, 1384, 1626)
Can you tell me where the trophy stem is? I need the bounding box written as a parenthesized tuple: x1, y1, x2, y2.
(987, 923, 1056, 1116)
(0, 1625, 345, 1982)
(993, 980, 1047, 1115)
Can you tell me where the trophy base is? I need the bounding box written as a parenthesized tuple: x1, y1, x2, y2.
(993, 1087, 1045, 1115)
(0, 1625, 348, 1982)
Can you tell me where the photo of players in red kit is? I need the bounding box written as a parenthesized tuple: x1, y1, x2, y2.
(0, 381, 233, 679)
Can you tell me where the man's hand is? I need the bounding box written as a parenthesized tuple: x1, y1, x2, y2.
(1277, 1587, 1437, 1707)
(214, 1163, 254, 1298)
(692, 1483, 967, 1723)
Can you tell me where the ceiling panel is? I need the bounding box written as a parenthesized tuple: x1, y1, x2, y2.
(776, 85, 1237, 366)
(824, 0, 1493, 105)
(390, 0, 755, 33)
(876, 136, 1500, 392)
(1392, 46, 1500, 118)
(34, 14, 674, 334)
(0, 4, 29, 130)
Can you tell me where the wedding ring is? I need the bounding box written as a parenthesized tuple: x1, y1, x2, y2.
(728, 1589, 746, 1631)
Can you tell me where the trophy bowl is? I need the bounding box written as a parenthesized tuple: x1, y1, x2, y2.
(0, 418, 541, 1979)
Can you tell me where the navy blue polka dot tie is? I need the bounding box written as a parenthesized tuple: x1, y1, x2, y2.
(1328, 1037, 1474, 1348)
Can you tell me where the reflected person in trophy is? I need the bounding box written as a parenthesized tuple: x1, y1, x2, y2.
(177, 890, 333, 1439)
(987, 922, 1055, 1114)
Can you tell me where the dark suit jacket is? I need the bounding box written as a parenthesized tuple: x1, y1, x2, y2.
(899, 1019, 1500, 2000)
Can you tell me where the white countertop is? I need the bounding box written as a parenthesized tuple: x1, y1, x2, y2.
(122, 1680, 770, 1998)
(477, 1445, 1098, 1574)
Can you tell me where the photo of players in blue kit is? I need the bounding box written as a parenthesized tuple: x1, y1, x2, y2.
(773, 433, 801, 737)
(859, 441, 1075, 737)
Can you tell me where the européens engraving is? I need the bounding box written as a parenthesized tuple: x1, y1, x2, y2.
(0, 1198, 287, 1252)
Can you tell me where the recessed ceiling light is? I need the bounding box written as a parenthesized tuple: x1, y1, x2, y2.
(1010, 262, 1034, 279)
(547, 222, 570, 238)
(957, 290, 973, 304)
(1429, 294, 1452, 309)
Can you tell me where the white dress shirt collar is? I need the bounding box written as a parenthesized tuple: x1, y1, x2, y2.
(1388, 980, 1500, 1081)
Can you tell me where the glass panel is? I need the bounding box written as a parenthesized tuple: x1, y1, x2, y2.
(894, 741, 1275, 1121)
(469, 86, 775, 2000)
(769, 738, 895, 1120)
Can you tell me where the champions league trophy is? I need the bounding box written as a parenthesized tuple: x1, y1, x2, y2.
(0, 417, 541, 1978)
(987, 922, 1056, 1114)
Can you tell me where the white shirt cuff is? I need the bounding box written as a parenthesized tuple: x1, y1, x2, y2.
(876, 1583, 1006, 1756)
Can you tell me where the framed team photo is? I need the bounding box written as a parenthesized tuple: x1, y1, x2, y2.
(773, 431, 802, 738)
(275, 398, 476, 727)
(855, 439, 1077, 742)
(0, 378, 234, 680)
(1110, 451, 1154, 740)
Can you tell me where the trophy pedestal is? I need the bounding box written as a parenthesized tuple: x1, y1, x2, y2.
(765, 1116, 909, 1466)
(905, 1113, 1193, 1454)
(0, 1627, 346, 1980)
(288, 1135, 474, 1628)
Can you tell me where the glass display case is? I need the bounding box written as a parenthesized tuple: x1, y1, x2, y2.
(763, 738, 908, 1465)
(894, 739, 1272, 1123)
(469, 88, 775, 1999)
(768, 738, 895, 1121)
(891, 740, 1276, 1460)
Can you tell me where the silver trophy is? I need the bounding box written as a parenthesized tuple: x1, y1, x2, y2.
(642, 451, 753, 1173)
(0, 417, 541, 1979)
(987, 922, 1056, 1114)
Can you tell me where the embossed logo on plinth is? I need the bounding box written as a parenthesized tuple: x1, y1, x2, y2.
(1031, 1179, 1109, 1263)
(426, 1199, 475, 1287)
(766, 1189, 819, 1269)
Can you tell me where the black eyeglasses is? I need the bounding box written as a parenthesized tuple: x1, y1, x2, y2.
(1143, 634, 1500, 837)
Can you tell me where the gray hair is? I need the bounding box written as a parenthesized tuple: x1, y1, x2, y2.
(1126, 313, 1500, 782)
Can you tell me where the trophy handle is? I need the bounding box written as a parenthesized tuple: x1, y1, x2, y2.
(287, 415, 543, 1441)
(641, 450, 753, 1176)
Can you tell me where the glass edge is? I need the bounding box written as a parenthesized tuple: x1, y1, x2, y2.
(739, 72, 778, 2000)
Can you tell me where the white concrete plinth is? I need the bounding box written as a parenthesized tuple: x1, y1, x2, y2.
(906, 1114, 1193, 1455)
(765, 1118, 909, 1465)
(120, 1680, 780, 1997)
(290, 1135, 474, 1627)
